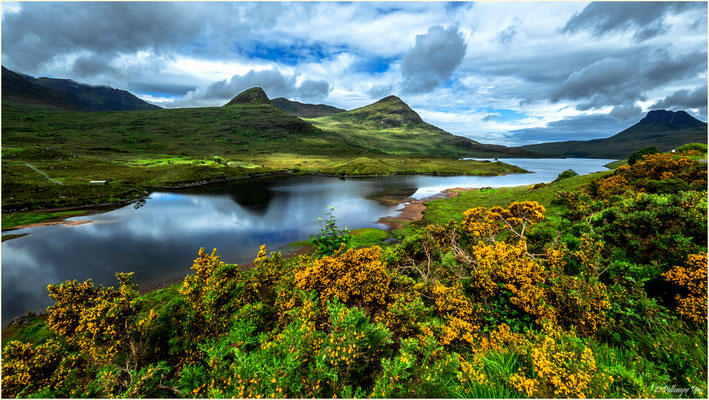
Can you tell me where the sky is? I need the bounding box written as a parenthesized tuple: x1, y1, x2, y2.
(2, 1, 707, 146)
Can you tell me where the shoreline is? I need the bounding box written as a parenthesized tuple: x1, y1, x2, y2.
(3, 166, 528, 217)
(376, 187, 473, 231)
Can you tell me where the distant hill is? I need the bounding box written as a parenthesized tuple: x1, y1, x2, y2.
(220, 87, 329, 138)
(308, 95, 538, 158)
(519, 110, 708, 159)
(272, 97, 345, 118)
(2, 67, 84, 110)
(1, 66, 161, 111)
(224, 87, 274, 106)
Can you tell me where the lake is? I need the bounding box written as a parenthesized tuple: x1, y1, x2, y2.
(1, 158, 615, 324)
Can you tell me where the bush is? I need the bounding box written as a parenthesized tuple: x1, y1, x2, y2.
(553, 169, 578, 182)
(676, 142, 707, 154)
(628, 146, 660, 165)
(309, 207, 352, 256)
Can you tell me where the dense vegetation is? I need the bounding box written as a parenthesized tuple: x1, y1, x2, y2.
(3, 148, 706, 398)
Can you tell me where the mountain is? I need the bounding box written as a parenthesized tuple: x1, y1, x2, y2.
(272, 97, 345, 118)
(220, 87, 329, 138)
(519, 110, 708, 159)
(224, 87, 274, 106)
(1, 66, 161, 111)
(2, 67, 84, 110)
(308, 95, 538, 158)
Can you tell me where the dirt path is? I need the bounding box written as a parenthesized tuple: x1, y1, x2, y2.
(24, 163, 63, 185)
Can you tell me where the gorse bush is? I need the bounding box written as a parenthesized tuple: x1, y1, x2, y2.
(628, 145, 660, 165)
(2, 150, 707, 398)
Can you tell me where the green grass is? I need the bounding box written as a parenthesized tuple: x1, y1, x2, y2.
(350, 228, 389, 248)
(415, 171, 608, 229)
(2, 315, 52, 346)
(2, 210, 89, 230)
(133, 283, 182, 320)
(606, 159, 628, 169)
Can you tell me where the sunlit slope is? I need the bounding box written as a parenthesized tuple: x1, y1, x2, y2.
(308, 95, 538, 158)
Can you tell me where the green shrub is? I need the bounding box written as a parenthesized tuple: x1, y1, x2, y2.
(628, 146, 660, 165)
(309, 207, 352, 256)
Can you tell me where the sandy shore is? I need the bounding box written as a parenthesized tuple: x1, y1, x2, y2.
(9, 220, 93, 230)
(377, 187, 473, 231)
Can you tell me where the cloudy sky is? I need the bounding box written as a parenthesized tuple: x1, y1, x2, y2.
(2, 2, 707, 146)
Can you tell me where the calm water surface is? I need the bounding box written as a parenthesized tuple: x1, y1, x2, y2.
(2, 158, 614, 324)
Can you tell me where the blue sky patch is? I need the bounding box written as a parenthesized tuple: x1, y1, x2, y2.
(482, 108, 527, 121)
(351, 55, 395, 74)
(240, 41, 346, 65)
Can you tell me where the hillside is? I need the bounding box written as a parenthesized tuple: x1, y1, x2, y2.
(308, 96, 538, 158)
(2, 87, 526, 213)
(1, 66, 161, 111)
(272, 97, 345, 118)
(519, 110, 708, 158)
(1, 67, 84, 110)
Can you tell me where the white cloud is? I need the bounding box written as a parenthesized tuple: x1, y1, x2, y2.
(3, 2, 706, 144)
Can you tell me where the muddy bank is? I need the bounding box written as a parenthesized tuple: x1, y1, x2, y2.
(377, 187, 475, 231)
(8, 219, 93, 230)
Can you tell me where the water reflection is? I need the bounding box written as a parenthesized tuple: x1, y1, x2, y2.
(1, 158, 614, 324)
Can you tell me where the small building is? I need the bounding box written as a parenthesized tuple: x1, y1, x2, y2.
(89, 180, 108, 185)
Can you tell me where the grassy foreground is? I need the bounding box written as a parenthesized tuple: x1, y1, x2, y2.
(3, 149, 706, 398)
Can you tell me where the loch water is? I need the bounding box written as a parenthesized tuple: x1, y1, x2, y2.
(2, 158, 615, 324)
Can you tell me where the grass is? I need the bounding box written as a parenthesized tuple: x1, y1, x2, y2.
(350, 228, 389, 248)
(606, 159, 628, 169)
(415, 171, 608, 229)
(2, 210, 89, 230)
(2, 315, 52, 346)
(288, 228, 390, 252)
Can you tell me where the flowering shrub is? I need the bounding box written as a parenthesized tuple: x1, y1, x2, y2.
(3, 149, 706, 398)
(510, 323, 613, 398)
(295, 246, 391, 313)
(180, 248, 250, 333)
(663, 252, 708, 324)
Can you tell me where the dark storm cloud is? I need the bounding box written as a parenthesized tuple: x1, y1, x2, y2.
(609, 104, 644, 120)
(550, 50, 707, 110)
(128, 82, 199, 96)
(494, 19, 521, 46)
(368, 84, 395, 99)
(560, 2, 706, 41)
(651, 85, 708, 111)
(1, 2, 284, 74)
(170, 69, 331, 107)
(506, 110, 646, 145)
(72, 53, 120, 77)
(401, 25, 466, 94)
(295, 79, 331, 101)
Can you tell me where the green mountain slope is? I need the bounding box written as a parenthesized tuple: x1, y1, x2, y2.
(272, 97, 345, 118)
(2, 66, 161, 111)
(519, 110, 708, 158)
(308, 96, 538, 158)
